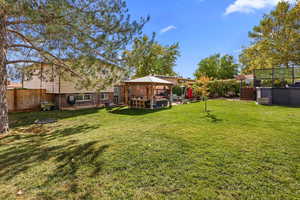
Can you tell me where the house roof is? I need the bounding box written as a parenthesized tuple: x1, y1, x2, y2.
(236, 74, 254, 80)
(155, 75, 193, 80)
(7, 81, 22, 89)
(125, 76, 174, 85)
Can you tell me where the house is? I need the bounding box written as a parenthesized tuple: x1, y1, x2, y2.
(23, 61, 126, 110)
(154, 75, 195, 86)
(155, 75, 196, 99)
(7, 81, 22, 89)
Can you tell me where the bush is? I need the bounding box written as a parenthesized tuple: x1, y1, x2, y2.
(193, 79, 242, 98)
(207, 79, 241, 98)
(172, 86, 184, 96)
(192, 76, 210, 98)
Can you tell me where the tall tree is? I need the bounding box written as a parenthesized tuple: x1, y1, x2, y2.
(240, 1, 300, 72)
(194, 54, 239, 80)
(0, 0, 148, 133)
(123, 34, 180, 77)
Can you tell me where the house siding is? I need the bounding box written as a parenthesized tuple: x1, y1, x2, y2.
(56, 92, 114, 110)
(23, 64, 120, 94)
(23, 63, 125, 109)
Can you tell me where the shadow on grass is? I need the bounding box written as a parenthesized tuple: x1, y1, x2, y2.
(0, 123, 105, 184)
(3, 123, 101, 142)
(107, 106, 171, 116)
(45, 124, 101, 141)
(204, 111, 223, 123)
(8, 108, 103, 129)
(37, 142, 109, 199)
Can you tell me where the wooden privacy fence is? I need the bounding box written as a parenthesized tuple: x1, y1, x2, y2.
(240, 87, 256, 100)
(7, 89, 55, 112)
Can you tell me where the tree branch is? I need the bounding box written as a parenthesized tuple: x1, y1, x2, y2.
(7, 30, 83, 78)
(6, 60, 50, 65)
(6, 16, 65, 26)
(8, 44, 40, 51)
(7, 20, 33, 25)
(7, 29, 37, 47)
(6, 59, 83, 79)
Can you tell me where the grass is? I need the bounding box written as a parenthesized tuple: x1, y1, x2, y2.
(1, 100, 300, 200)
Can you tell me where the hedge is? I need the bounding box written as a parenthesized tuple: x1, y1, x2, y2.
(176, 79, 243, 98)
(207, 79, 242, 98)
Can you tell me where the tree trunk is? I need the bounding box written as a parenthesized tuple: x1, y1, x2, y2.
(0, 13, 9, 134)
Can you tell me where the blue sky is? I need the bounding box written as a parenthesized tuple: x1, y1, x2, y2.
(126, 0, 293, 78)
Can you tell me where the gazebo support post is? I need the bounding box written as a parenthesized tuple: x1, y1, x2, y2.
(150, 84, 154, 110)
(124, 84, 129, 106)
(169, 85, 173, 108)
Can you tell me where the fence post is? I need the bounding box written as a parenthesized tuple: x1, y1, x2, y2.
(13, 88, 17, 111)
(272, 68, 275, 88)
(292, 66, 295, 85)
(240, 80, 243, 98)
(253, 69, 258, 87)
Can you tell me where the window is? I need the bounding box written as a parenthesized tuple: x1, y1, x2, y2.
(114, 87, 119, 96)
(100, 93, 109, 100)
(75, 94, 92, 102)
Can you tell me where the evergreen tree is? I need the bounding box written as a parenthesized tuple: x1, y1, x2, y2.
(0, 0, 148, 133)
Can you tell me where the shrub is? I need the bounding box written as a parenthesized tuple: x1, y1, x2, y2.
(193, 79, 242, 98)
(172, 86, 184, 96)
(193, 76, 210, 98)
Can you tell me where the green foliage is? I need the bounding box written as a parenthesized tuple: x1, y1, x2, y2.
(123, 34, 180, 77)
(193, 76, 211, 112)
(172, 85, 184, 96)
(194, 54, 239, 80)
(2, 0, 149, 87)
(207, 79, 241, 98)
(240, 1, 300, 72)
(255, 67, 295, 80)
(209, 79, 241, 98)
(0, 0, 149, 132)
(193, 76, 210, 97)
(258, 79, 293, 88)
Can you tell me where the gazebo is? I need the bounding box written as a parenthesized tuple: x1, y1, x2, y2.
(124, 76, 174, 109)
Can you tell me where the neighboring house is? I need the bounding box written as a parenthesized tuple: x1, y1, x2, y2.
(7, 81, 22, 89)
(154, 76, 196, 100)
(155, 75, 195, 86)
(23, 61, 126, 110)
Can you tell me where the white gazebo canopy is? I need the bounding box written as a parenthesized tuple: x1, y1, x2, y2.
(125, 76, 173, 85)
(123, 76, 174, 109)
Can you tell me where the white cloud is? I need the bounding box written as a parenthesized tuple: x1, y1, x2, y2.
(160, 25, 176, 34)
(225, 0, 295, 15)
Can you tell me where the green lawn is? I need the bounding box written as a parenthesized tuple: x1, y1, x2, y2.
(1, 100, 300, 200)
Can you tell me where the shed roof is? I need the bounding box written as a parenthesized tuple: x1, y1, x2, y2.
(7, 81, 22, 89)
(125, 76, 173, 85)
(236, 74, 254, 81)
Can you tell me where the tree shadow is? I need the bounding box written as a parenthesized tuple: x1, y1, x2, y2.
(9, 108, 103, 129)
(37, 142, 109, 198)
(45, 124, 101, 141)
(0, 123, 103, 182)
(2, 123, 101, 143)
(108, 106, 171, 116)
(204, 111, 223, 123)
